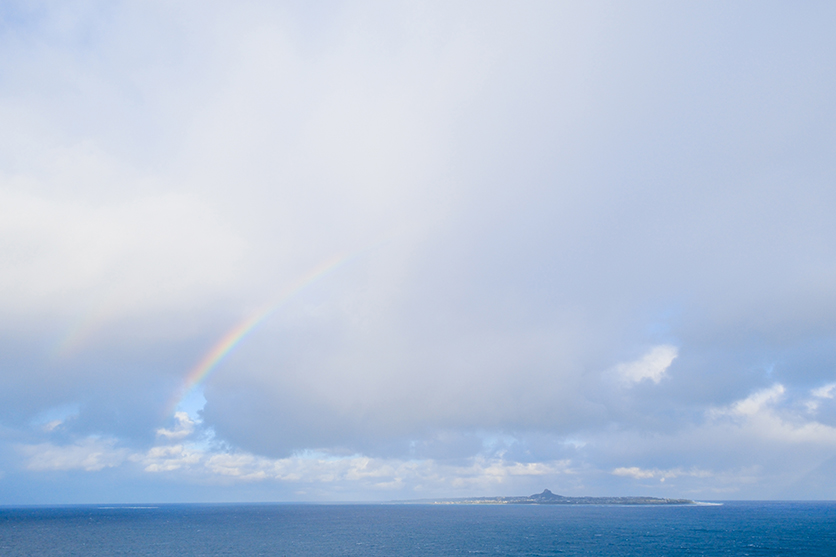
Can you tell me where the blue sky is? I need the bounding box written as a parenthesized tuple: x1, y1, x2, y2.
(2, 1, 836, 504)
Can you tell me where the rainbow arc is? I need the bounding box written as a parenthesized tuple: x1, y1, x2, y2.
(165, 252, 352, 418)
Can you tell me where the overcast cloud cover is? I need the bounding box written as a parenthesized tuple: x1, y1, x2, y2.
(2, 1, 836, 503)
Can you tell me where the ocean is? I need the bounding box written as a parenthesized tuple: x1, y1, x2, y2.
(1, 501, 834, 556)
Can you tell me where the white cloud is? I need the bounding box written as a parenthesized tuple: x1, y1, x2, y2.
(160, 449, 573, 491)
(724, 384, 785, 417)
(709, 384, 836, 445)
(612, 466, 712, 481)
(41, 420, 63, 432)
(19, 438, 129, 472)
(614, 345, 678, 385)
(609, 465, 764, 494)
(155, 412, 196, 440)
(18, 431, 573, 495)
(140, 445, 202, 473)
(612, 466, 656, 479)
(806, 382, 836, 412)
(811, 382, 836, 400)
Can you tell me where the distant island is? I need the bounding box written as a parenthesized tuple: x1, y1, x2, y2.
(414, 489, 695, 506)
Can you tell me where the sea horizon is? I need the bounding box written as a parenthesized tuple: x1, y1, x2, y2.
(3, 500, 835, 556)
(7, 497, 836, 508)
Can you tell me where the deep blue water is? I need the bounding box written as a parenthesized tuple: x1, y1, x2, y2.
(1, 501, 834, 556)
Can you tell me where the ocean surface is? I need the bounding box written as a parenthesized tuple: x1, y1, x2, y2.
(1, 501, 834, 556)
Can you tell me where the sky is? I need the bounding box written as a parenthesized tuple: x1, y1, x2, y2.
(1, 1, 836, 504)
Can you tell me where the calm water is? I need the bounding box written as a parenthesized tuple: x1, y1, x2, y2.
(1, 501, 834, 556)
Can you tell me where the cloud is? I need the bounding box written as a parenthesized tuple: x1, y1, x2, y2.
(807, 383, 836, 413)
(16, 428, 575, 497)
(717, 384, 786, 417)
(155, 412, 196, 440)
(19, 438, 129, 472)
(612, 466, 712, 481)
(614, 345, 678, 385)
(811, 383, 836, 400)
(141, 445, 202, 473)
(0, 185, 246, 325)
(709, 384, 836, 445)
(3, 1, 836, 501)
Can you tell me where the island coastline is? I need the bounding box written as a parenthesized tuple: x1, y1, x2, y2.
(401, 489, 696, 506)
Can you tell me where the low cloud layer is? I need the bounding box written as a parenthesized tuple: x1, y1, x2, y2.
(2, 1, 836, 502)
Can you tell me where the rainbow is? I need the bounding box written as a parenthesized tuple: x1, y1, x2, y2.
(53, 297, 119, 360)
(165, 252, 353, 418)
